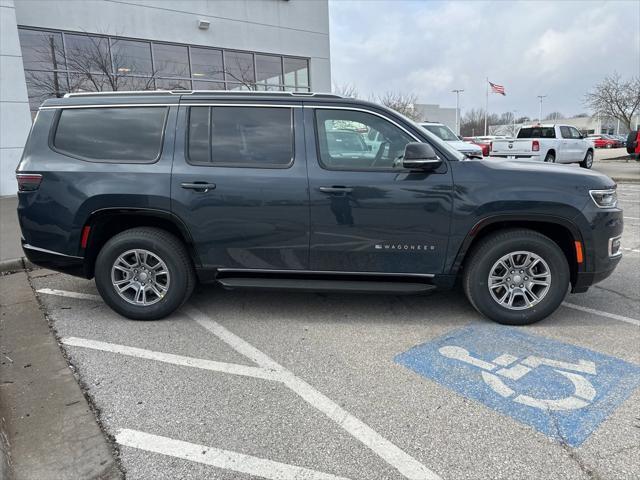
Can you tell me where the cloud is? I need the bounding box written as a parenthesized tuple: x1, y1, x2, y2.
(329, 0, 640, 118)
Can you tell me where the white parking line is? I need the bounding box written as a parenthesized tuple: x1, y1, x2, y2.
(62, 337, 281, 381)
(623, 247, 640, 254)
(36, 288, 101, 301)
(116, 428, 353, 480)
(562, 302, 640, 327)
(624, 216, 640, 221)
(184, 305, 441, 480)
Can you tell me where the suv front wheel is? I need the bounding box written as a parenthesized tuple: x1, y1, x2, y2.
(463, 229, 569, 325)
(95, 227, 195, 320)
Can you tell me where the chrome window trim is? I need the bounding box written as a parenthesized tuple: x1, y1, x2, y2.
(23, 244, 84, 259)
(305, 105, 421, 142)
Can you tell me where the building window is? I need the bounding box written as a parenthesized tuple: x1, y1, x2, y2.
(17, 26, 312, 112)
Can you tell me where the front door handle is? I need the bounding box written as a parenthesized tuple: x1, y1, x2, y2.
(319, 186, 353, 194)
(181, 182, 216, 193)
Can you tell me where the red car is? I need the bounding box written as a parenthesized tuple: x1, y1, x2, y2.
(463, 137, 491, 156)
(588, 135, 621, 148)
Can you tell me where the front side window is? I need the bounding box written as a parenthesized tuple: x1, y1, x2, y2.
(187, 106, 293, 168)
(54, 107, 167, 162)
(315, 109, 414, 170)
(560, 126, 572, 139)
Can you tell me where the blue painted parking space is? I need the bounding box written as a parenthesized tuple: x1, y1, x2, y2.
(395, 325, 640, 447)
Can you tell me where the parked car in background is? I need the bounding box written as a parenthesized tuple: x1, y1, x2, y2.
(462, 137, 491, 156)
(611, 134, 627, 147)
(587, 134, 622, 149)
(464, 136, 503, 156)
(492, 124, 594, 168)
(16, 90, 622, 325)
(419, 122, 483, 158)
(626, 130, 640, 159)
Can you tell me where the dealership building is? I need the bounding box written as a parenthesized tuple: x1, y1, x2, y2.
(0, 0, 331, 195)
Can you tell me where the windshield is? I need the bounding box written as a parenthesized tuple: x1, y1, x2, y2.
(422, 124, 459, 142)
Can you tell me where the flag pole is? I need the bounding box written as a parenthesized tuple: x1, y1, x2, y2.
(484, 77, 488, 136)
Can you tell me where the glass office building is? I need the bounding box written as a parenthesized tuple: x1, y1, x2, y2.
(0, 0, 331, 194)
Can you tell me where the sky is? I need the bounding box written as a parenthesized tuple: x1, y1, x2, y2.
(328, 0, 640, 119)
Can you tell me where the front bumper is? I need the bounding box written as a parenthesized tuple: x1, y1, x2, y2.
(22, 241, 86, 277)
(571, 206, 623, 293)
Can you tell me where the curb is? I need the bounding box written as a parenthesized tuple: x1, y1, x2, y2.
(0, 258, 33, 274)
(0, 258, 26, 274)
(612, 177, 640, 184)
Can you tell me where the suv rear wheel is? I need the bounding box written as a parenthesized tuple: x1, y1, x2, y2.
(95, 227, 195, 320)
(463, 229, 569, 325)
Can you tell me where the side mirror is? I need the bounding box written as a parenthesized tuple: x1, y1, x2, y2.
(402, 142, 442, 170)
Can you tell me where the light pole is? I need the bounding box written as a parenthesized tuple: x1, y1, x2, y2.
(452, 89, 464, 135)
(537, 95, 547, 122)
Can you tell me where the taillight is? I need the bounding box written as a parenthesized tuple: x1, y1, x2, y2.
(16, 173, 43, 192)
(532, 140, 540, 152)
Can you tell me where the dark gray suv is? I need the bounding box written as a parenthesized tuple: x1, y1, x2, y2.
(16, 91, 623, 325)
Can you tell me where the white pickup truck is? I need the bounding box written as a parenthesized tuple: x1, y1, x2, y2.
(491, 124, 594, 169)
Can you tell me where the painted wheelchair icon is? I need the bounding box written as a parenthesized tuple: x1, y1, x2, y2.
(439, 346, 596, 411)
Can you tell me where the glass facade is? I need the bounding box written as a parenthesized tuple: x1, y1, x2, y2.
(17, 27, 311, 111)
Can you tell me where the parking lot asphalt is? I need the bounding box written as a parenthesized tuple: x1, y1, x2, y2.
(26, 183, 640, 480)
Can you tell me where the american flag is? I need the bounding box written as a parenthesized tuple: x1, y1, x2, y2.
(489, 81, 506, 96)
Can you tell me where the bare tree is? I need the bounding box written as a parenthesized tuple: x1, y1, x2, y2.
(585, 73, 640, 130)
(544, 111, 564, 121)
(332, 82, 359, 98)
(460, 108, 498, 137)
(372, 91, 421, 121)
(23, 30, 258, 102)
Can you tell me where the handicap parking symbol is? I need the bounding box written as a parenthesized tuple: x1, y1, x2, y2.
(395, 325, 640, 446)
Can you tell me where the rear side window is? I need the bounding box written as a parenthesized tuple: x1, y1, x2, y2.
(517, 127, 556, 139)
(53, 107, 168, 162)
(187, 106, 293, 167)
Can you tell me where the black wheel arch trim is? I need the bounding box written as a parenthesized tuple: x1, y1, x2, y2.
(450, 213, 586, 275)
(82, 207, 202, 267)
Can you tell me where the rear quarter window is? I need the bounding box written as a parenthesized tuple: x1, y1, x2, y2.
(53, 106, 168, 162)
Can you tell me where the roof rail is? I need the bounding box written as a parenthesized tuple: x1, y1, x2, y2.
(64, 90, 344, 99)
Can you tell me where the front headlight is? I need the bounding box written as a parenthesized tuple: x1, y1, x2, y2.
(589, 188, 617, 208)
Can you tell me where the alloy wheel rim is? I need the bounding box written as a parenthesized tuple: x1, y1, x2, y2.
(586, 152, 593, 167)
(110, 249, 170, 306)
(488, 251, 551, 310)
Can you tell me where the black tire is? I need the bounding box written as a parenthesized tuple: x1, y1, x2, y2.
(580, 149, 594, 169)
(95, 227, 195, 320)
(463, 229, 569, 325)
(544, 151, 555, 163)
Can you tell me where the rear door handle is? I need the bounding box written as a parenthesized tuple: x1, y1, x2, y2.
(319, 186, 353, 194)
(181, 182, 216, 193)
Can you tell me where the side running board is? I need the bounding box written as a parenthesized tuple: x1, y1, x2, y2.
(215, 277, 435, 294)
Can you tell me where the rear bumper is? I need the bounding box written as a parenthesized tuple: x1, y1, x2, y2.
(22, 241, 86, 277)
(491, 154, 540, 160)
